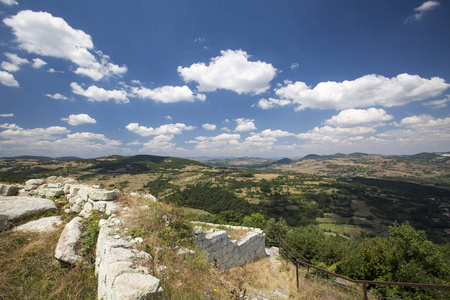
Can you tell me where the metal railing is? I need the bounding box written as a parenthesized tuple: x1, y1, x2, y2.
(268, 235, 450, 300)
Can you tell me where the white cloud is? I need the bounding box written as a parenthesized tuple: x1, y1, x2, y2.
(131, 79, 142, 85)
(165, 115, 172, 120)
(141, 134, 178, 152)
(406, 1, 440, 23)
(297, 126, 376, 141)
(325, 108, 393, 128)
(254, 97, 291, 110)
(0, 113, 14, 117)
(291, 63, 299, 70)
(189, 133, 241, 151)
(202, 123, 216, 131)
(235, 118, 256, 132)
(0, 0, 18, 6)
(126, 123, 195, 137)
(0, 71, 19, 87)
(221, 127, 231, 133)
(0, 125, 69, 141)
(61, 114, 97, 126)
(1, 53, 29, 72)
(0, 123, 19, 129)
(48, 68, 63, 73)
(32, 58, 47, 69)
(260, 129, 294, 137)
(71, 82, 129, 103)
(273, 73, 449, 110)
(131, 85, 195, 103)
(45, 93, 69, 101)
(3, 10, 126, 80)
(397, 114, 450, 129)
(178, 49, 277, 95)
(423, 95, 449, 109)
(0, 123, 122, 157)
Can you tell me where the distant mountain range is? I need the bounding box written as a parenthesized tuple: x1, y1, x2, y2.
(201, 152, 450, 168)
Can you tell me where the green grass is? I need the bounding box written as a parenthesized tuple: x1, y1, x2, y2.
(0, 229, 97, 299)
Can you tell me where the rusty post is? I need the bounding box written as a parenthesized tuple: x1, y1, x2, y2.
(296, 260, 299, 290)
(363, 283, 368, 300)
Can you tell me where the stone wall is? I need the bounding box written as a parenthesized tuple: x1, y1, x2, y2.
(192, 222, 266, 270)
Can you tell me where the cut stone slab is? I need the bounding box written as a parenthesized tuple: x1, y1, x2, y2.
(89, 190, 118, 201)
(54, 216, 83, 265)
(14, 216, 63, 233)
(0, 196, 57, 221)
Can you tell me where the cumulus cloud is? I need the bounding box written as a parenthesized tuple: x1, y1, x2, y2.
(254, 98, 291, 110)
(0, 123, 122, 157)
(0, 71, 19, 87)
(423, 95, 449, 109)
(405, 1, 440, 23)
(131, 85, 196, 103)
(141, 134, 179, 152)
(221, 127, 231, 133)
(32, 58, 47, 69)
(235, 118, 257, 132)
(260, 129, 294, 137)
(297, 126, 376, 142)
(1, 53, 29, 72)
(126, 123, 195, 137)
(291, 63, 299, 71)
(165, 116, 172, 120)
(202, 123, 216, 131)
(45, 93, 69, 100)
(61, 113, 97, 126)
(71, 82, 129, 103)
(3, 10, 127, 81)
(325, 108, 393, 128)
(0, 0, 18, 6)
(178, 49, 277, 95)
(188, 133, 241, 151)
(0, 113, 14, 117)
(397, 114, 450, 129)
(272, 74, 449, 110)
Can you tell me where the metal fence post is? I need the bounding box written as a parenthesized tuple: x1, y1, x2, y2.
(296, 260, 299, 290)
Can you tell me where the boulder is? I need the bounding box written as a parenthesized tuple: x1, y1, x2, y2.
(54, 217, 83, 265)
(14, 216, 63, 233)
(0, 215, 10, 231)
(0, 184, 18, 196)
(89, 190, 118, 201)
(0, 197, 56, 221)
(25, 179, 44, 186)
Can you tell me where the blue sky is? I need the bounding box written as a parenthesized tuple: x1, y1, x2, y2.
(0, 0, 449, 158)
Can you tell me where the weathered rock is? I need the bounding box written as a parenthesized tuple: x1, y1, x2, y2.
(79, 202, 93, 218)
(54, 217, 83, 265)
(0, 184, 18, 196)
(96, 218, 162, 300)
(89, 190, 118, 201)
(0, 196, 57, 221)
(112, 273, 162, 299)
(14, 216, 63, 232)
(0, 215, 10, 231)
(143, 194, 158, 202)
(25, 179, 44, 186)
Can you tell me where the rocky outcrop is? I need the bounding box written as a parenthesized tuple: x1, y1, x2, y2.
(54, 217, 84, 265)
(0, 196, 57, 228)
(14, 216, 63, 233)
(193, 222, 266, 270)
(96, 216, 162, 300)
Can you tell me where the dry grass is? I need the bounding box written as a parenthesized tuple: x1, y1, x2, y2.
(224, 256, 359, 300)
(0, 229, 97, 300)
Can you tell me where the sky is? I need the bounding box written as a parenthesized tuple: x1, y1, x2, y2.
(0, 0, 449, 158)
